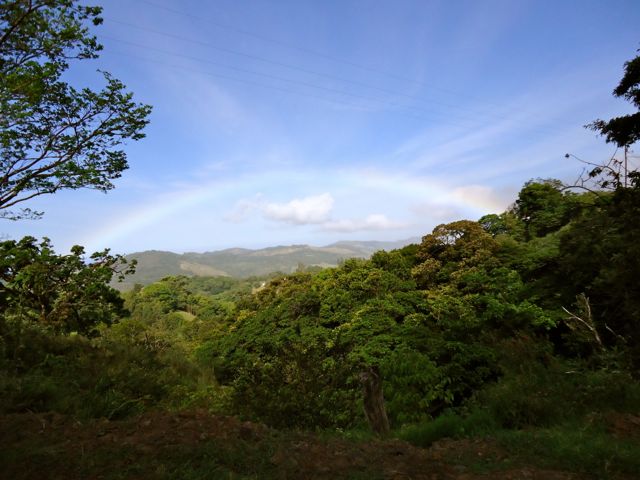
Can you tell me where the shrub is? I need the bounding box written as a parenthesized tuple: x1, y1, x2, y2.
(398, 410, 498, 447)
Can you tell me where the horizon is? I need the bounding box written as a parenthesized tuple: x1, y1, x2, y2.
(2, 0, 639, 254)
(123, 235, 422, 255)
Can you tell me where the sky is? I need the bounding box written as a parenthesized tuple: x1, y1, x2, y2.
(3, 0, 640, 254)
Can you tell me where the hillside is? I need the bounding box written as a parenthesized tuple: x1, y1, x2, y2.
(114, 238, 419, 290)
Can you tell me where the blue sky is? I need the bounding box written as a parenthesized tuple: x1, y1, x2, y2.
(3, 0, 640, 254)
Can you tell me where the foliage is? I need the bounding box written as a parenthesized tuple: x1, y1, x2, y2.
(397, 409, 498, 447)
(2, 170, 639, 480)
(588, 49, 640, 147)
(513, 179, 577, 239)
(0, 325, 161, 418)
(3, 173, 635, 440)
(478, 211, 525, 239)
(556, 186, 640, 368)
(0, 236, 134, 335)
(0, 0, 151, 219)
(207, 229, 548, 429)
(495, 424, 640, 478)
(2, 34, 640, 478)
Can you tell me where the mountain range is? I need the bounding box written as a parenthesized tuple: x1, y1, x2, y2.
(114, 238, 420, 291)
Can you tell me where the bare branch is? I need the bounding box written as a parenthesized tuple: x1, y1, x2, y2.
(562, 294, 604, 350)
(604, 323, 627, 345)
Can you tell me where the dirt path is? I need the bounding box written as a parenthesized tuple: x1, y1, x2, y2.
(0, 411, 583, 479)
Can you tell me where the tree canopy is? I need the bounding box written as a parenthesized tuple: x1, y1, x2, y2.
(0, 236, 135, 335)
(0, 0, 151, 220)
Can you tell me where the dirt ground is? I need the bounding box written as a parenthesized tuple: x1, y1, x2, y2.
(0, 410, 606, 479)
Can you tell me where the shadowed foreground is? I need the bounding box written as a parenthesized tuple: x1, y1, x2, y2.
(0, 410, 604, 480)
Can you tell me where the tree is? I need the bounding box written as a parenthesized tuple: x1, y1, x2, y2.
(206, 252, 500, 430)
(514, 179, 574, 239)
(0, 236, 135, 335)
(0, 0, 151, 220)
(588, 50, 640, 148)
(412, 220, 498, 288)
(557, 186, 640, 368)
(567, 50, 640, 192)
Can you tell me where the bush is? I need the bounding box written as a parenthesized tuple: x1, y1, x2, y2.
(474, 363, 640, 429)
(398, 410, 498, 447)
(496, 425, 640, 477)
(0, 322, 222, 419)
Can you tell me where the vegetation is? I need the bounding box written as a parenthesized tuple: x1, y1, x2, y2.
(0, 236, 135, 335)
(588, 48, 640, 148)
(3, 173, 640, 477)
(0, 0, 151, 220)
(1, 4, 639, 478)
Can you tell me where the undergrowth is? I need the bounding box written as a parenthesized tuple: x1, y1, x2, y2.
(0, 323, 221, 419)
(397, 361, 640, 478)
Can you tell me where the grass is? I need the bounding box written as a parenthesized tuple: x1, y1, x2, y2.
(397, 413, 640, 479)
(314, 425, 377, 443)
(495, 425, 640, 479)
(397, 409, 498, 447)
(0, 435, 279, 480)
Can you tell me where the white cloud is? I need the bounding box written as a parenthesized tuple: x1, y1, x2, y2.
(262, 193, 334, 225)
(224, 191, 408, 233)
(224, 193, 335, 225)
(323, 214, 406, 232)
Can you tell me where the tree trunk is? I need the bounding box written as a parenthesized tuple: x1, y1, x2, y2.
(360, 366, 390, 436)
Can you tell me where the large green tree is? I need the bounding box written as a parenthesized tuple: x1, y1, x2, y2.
(513, 179, 576, 239)
(0, 0, 151, 219)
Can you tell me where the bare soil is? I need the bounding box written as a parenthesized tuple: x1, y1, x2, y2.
(0, 411, 598, 479)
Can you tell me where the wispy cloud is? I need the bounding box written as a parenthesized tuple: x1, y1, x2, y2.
(159, 69, 248, 131)
(394, 63, 611, 182)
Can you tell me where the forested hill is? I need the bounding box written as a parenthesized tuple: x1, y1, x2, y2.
(116, 238, 420, 290)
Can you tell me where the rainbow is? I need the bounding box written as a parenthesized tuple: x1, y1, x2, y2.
(81, 168, 509, 252)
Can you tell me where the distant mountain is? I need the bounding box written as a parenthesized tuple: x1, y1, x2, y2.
(113, 238, 420, 291)
(326, 238, 421, 255)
